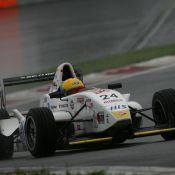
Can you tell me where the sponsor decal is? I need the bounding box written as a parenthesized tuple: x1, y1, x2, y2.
(100, 93, 118, 100)
(21, 72, 54, 80)
(104, 99, 123, 104)
(60, 98, 68, 102)
(90, 88, 110, 94)
(73, 81, 80, 85)
(59, 104, 68, 108)
(110, 105, 127, 111)
(86, 98, 91, 102)
(93, 111, 98, 128)
(70, 100, 74, 110)
(112, 109, 129, 119)
(50, 105, 57, 109)
(87, 102, 93, 109)
(86, 99, 93, 109)
(106, 114, 110, 123)
(97, 112, 105, 124)
(77, 97, 84, 103)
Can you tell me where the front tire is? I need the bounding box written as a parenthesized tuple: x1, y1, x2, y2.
(152, 89, 175, 140)
(25, 108, 57, 158)
(0, 109, 14, 159)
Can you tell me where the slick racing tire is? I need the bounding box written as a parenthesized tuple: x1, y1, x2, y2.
(25, 108, 57, 158)
(152, 88, 175, 140)
(0, 109, 14, 159)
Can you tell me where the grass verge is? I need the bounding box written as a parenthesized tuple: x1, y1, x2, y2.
(0, 169, 140, 175)
(73, 43, 175, 74)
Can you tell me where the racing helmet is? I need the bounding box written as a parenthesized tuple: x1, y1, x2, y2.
(61, 78, 85, 94)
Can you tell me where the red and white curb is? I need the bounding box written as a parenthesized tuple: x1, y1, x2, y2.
(6, 56, 175, 108)
(86, 55, 175, 86)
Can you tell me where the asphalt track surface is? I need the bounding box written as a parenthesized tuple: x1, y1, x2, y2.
(1, 0, 175, 77)
(1, 65, 175, 168)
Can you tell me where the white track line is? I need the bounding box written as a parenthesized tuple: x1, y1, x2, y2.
(137, 1, 175, 49)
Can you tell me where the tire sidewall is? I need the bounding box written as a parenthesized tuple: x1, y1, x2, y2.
(152, 89, 175, 140)
(25, 115, 38, 153)
(25, 108, 57, 157)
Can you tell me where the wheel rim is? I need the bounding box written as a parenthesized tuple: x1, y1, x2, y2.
(26, 117, 37, 150)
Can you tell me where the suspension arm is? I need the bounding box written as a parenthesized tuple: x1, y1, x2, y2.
(129, 106, 155, 123)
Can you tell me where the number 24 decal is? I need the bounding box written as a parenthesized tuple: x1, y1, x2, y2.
(100, 93, 118, 100)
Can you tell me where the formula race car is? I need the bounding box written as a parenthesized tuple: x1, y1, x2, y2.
(0, 63, 175, 159)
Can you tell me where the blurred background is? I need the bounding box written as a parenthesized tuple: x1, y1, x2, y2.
(0, 0, 175, 78)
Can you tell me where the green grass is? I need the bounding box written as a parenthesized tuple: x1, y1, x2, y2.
(0, 169, 141, 175)
(73, 43, 175, 74)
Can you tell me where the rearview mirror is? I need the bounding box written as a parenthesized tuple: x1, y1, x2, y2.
(49, 91, 65, 98)
(108, 83, 122, 89)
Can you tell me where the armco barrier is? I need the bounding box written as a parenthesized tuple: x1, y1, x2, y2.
(0, 0, 56, 8)
(17, 0, 56, 5)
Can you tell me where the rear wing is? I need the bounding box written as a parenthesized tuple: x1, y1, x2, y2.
(3, 72, 55, 87)
(0, 72, 55, 109)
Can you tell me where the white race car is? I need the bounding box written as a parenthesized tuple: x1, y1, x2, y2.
(0, 63, 175, 159)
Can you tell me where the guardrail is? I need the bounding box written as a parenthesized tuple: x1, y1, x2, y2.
(0, 0, 56, 8)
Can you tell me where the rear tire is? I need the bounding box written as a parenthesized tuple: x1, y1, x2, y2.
(0, 109, 14, 159)
(25, 108, 57, 158)
(152, 89, 175, 140)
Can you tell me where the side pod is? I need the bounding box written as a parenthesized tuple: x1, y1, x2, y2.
(0, 118, 19, 136)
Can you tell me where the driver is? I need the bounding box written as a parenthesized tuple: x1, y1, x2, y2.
(61, 78, 85, 95)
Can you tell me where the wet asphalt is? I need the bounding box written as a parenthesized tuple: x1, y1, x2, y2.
(0, 64, 175, 168)
(1, 1, 175, 168)
(0, 0, 175, 78)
